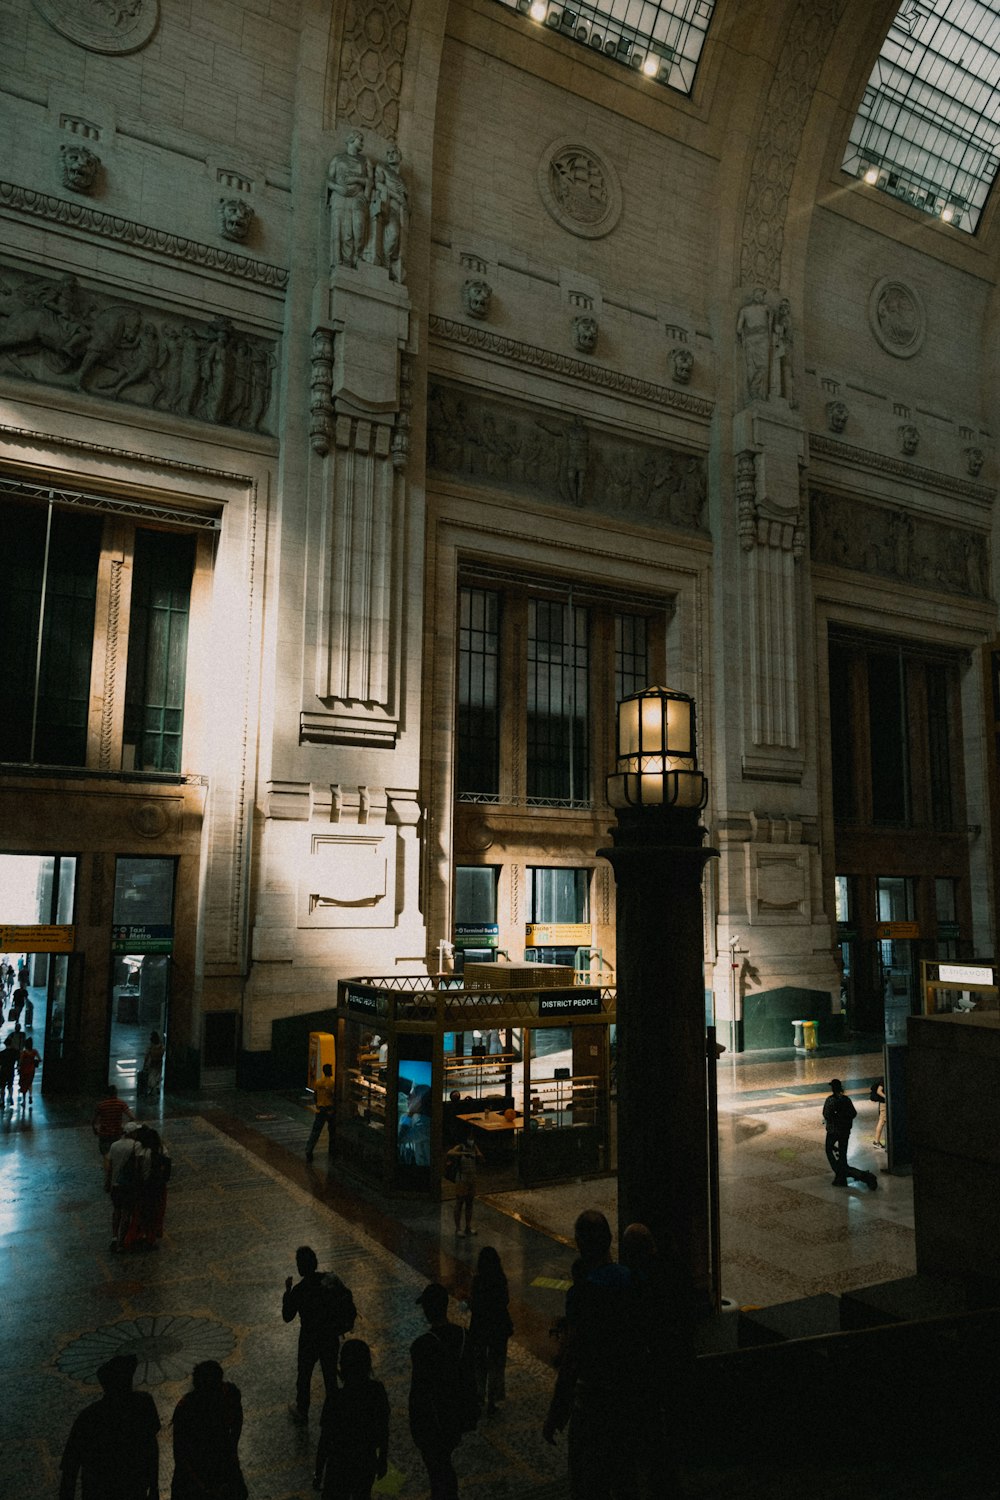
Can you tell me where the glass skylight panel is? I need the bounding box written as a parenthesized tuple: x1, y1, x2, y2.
(843, 0, 1000, 232)
(494, 0, 715, 94)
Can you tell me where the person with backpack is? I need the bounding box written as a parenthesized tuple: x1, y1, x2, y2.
(823, 1079, 877, 1190)
(106, 1122, 143, 1252)
(313, 1339, 389, 1499)
(409, 1282, 479, 1499)
(283, 1245, 357, 1425)
(171, 1360, 246, 1500)
(122, 1126, 172, 1251)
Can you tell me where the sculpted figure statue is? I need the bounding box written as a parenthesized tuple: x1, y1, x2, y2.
(669, 346, 693, 384)
(966, 446, 985, 477)
(826, 400, 848, 433)
(219, 197, 254, 243)
(572, 315, 598, 354)
(462, 278, 492, 320)
(371, 143, 408, 282)
(736, 287, 771, 402)
(328, 130, 374, 269)
(60, 142, 101, 194)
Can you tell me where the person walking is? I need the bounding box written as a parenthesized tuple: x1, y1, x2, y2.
(171, 1360, 246, 1500)
(409, 1283, 479, 1500)
(122, 1126, 171, 1251)
(105, 1122, 143, 1252)
(282, 1245, 356, 1424)
(59, 1352, 160, 1500)
(139, 1032, 165, 1098)
(17, 1035, 41, 1106)
(872, 1076, 887, 1148)
(446, 1132, 484, 1237)
(92, 1085, 134, 1157)
(469, 1246, 513, 1416)
(306, 1062, 337, 1162)
(314, 1339, 390, 1500)
(823, 1078, 877, 1190)
(0, 1034, 18, 1107)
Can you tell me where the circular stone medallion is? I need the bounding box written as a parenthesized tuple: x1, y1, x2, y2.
(538, 139, 622, 239)
(59, 1315, 235, 1386)
(33, 0, 159, 55)
(868, 277, 926, 358)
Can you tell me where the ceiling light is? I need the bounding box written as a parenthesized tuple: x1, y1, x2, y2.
(863, 166, 879, 185)
(529, 1, 546, 20)
(642, 55, 658, 76)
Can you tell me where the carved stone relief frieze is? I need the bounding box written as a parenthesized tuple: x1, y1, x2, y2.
(33, 0, 159, 54)
(335, 0, 411, 137)
(810, 489, 990, 599)
(427, 381, 708, 531)
(537, 139, 622, 239)
(0, 264, 276, 434)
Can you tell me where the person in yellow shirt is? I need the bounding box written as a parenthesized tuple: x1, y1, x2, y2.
(305, 1063, 336, 1162)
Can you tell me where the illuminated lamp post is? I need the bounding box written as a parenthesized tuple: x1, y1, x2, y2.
(600, 686, 718, 1300)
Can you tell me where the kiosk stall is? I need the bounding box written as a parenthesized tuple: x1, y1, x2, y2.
(334, 970, 616, 1197)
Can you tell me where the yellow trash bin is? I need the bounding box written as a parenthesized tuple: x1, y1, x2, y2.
(308, 1030, 336, 1089)
(802, 1019, 818, 1051)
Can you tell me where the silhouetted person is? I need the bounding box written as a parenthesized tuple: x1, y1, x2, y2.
(469, 1245, 513, 1415)
(409, 1282, 478, 1499)
(306, 1062, 337, 1161)
(543, 1209, 651, 1499)
(59, 1352, 160, 1500)
(171, 1360, 245, 1500)
(824, 1078, 877, 1190)
(314, 1339, 389, 1499)
(0, 1034, 17, 1106)
(282, 1245, 345, 1423)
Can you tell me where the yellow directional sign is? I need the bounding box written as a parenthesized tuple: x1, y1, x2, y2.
(0, 924, 75, 953)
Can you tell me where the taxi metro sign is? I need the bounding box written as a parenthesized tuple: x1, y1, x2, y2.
(0, 924, 75, 953)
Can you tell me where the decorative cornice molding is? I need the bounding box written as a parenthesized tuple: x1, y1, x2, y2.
(0, 181, 288, 291)
(428, 315, 713, 419)
(0, 424, 256, 485)
(810, 433, 995, 505)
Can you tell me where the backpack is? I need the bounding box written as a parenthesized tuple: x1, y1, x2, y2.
(150, 1152, 172, 1186)
(870, 1081, 882, 1103)
(317, 1273, 357, 1336)
(119, 1144, 143, 1190)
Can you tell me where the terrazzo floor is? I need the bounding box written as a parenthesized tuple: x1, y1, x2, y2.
(1, 1042, 920, 1499)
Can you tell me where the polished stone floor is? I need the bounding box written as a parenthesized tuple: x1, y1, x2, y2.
(0, 1042, 919, 1499)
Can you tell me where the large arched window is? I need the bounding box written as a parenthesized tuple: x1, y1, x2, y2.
(491, 0, 714, 94)
(843, 0, 1000, 233)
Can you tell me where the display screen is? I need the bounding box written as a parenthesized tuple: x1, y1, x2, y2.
(398, 1049, 433, 1174)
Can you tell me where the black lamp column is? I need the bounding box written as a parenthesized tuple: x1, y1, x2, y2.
(599, 687, 718, 1299)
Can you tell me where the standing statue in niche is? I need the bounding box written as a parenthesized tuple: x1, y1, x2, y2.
(770, 297, 796, 406)
(736, 287, 772, 402)
(328, 130, 374, 270)
(371, 143, 408, 283)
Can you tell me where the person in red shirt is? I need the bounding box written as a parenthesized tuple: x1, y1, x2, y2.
(92, 1085, 134, 1157)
